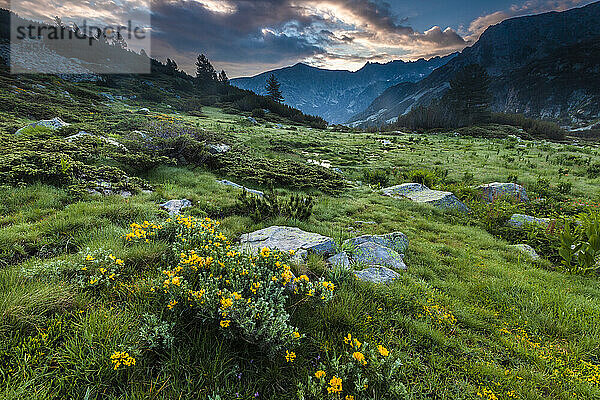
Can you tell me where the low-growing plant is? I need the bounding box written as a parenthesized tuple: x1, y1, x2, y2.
(235, 190, 314, 222)
(559, 212, 600, 275)
(298, 333, 406, 399)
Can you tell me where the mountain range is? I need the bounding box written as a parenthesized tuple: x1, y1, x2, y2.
(349, 1, 600, 128)
(230, 55, 456, 124)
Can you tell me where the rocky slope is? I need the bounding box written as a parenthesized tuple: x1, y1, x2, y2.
(349, 2, 600, 128)
(231, 55, 455, 124)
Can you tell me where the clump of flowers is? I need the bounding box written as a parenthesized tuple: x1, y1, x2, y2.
(73, 248, 123, 289)
(123, 220, 163, 242)
(299, 334, 405, 399)
(127, 215, 335, 355)
(110, 351, 136, 370)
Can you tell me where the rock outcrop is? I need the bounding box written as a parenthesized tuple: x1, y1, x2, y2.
(240, 226, 336, 259)
(354, 267, 401, 285)
(382, 183, 469, 212)
(510, 244, 540, 260)
(507, 214, 550, 229)
(478, 182, 528, 203)
(15, 117, 69, 134)
(160, 199, 193, 215)
(343, 232, 408, 256)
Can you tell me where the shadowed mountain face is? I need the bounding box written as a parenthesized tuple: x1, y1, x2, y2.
(349, 2, 600, 128)
(230, 55, 456, 124)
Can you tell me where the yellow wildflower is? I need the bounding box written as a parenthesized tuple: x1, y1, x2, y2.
(352, 351, 367, 365)
(285, 350, 296, 362)
(327, 376, 342, 394)
(377, 345, 389, 357)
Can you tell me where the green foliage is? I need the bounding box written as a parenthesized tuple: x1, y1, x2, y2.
(408, 168, 438, 187)
(235, 190, 314, 222)
(139, 313, 175, 351)
(559, 212, 600, 275)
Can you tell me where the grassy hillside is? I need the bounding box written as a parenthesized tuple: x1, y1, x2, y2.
(1, 65, 600, 400)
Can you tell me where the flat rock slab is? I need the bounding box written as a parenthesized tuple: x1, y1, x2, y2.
(510, 244, 540, 260)
(352, 242, 407, 271)
(15, 117, 69, 134)
(507, 214, 550, 229)
(217, 180, 264, 197)
(354, 267, 401, 285)
(160, 199, 192, 215)
(478, 182, 528, 203)
(344, 232, 408, 256)
(240, 226, 336, 256)
(382, 183, 469, 212)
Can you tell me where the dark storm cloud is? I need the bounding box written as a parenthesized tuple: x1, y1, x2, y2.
(150, 0, 326, 64)
(149, 0, 463, 74)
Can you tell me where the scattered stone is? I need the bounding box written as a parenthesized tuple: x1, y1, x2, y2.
(344, 232, 409, 255)
(65, 131, 128, 150)
(217, 179, 264, 196)
(351, 242, 407, 270)
(327, 252, 350, 269)
(381, 139, 393, 146)
(100, 92, 115, 101)
(507, 214, 551, 229)
(240, 226, 336, 257)
(382, 183, 469, 212)
(160, 199, 192, 215)
(207, 143, 231, 154)
(136, 108, 150, 114)
(15, 117, 69, 134)
(247, 116, 259, 125)
(86, 180, 133, 198)
(510, 244, 540, 260)
(478, 182, 528, 203)
(354, 267, 401, 285)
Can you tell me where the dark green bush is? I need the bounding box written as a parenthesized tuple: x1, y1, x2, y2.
(235, 190, 314, 222)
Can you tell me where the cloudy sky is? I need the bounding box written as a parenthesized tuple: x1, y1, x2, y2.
(3, 0, 596, 77)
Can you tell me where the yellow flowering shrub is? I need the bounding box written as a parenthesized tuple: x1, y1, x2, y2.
(299, 334, 405, 399)
(127, 215, 335, 354)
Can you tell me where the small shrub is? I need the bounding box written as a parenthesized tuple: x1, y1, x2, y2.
(235, 190, 314, 222)
(408, 169, 437, 187)
(126, 215, 335, 354)
(361, 168, 390, 187)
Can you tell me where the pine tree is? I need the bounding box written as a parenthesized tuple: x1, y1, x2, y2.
(166, 58, 178, 75)
(445, 64, 492, 125)
(195, 54, 217, 82)
(218, 69, 229, 85)
(265, 74, 283, 103)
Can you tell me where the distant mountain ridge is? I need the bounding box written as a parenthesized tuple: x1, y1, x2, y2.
(231, 55, 456, 124)
(349, 2, 600, 128)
